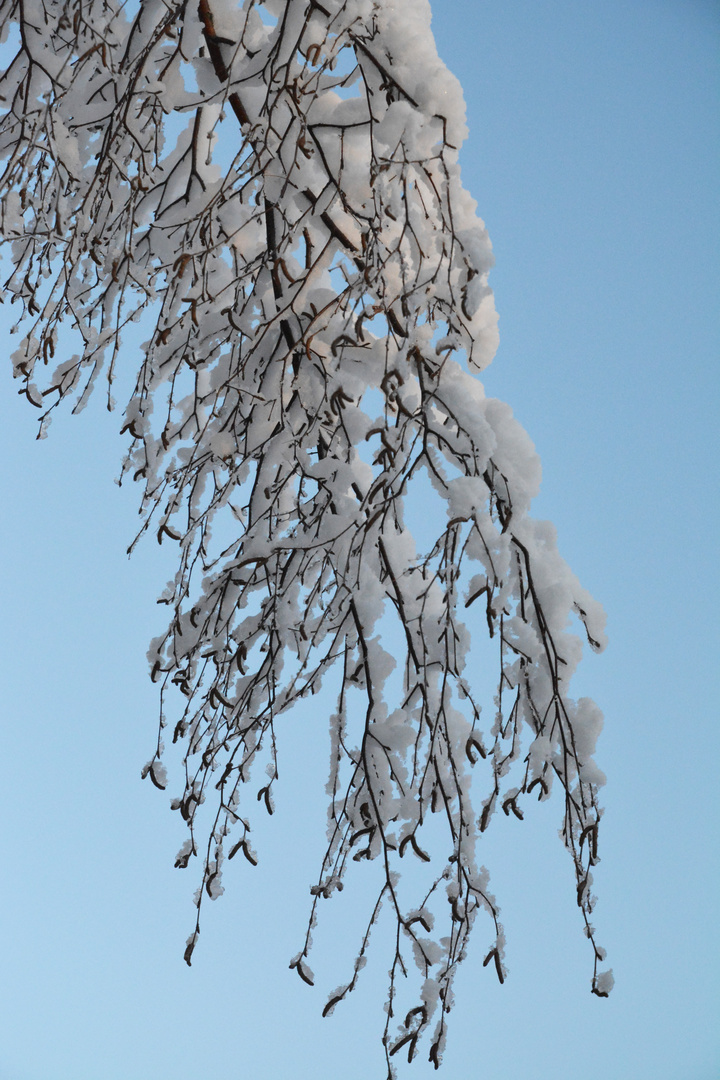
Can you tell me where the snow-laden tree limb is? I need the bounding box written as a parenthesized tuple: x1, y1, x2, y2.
(0, 0, 611, 1070)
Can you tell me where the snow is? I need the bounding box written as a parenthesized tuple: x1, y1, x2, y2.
(0, 0, 611, 1065)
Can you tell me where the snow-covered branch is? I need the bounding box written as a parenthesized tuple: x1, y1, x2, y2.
(0, 0, 611, 1070)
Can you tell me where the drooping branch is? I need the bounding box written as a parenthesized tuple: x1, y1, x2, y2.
(0, 0, 612, 1071)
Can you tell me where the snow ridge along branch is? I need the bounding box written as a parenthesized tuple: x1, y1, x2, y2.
(0, 0, 611, 1071)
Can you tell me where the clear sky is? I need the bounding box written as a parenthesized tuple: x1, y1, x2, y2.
(0, 2, 718, 1079)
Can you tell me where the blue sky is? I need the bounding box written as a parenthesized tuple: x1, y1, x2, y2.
(0, 2, 718, 1078)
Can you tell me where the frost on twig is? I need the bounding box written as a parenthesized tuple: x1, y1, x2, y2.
(0, 0, 610, 1070)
